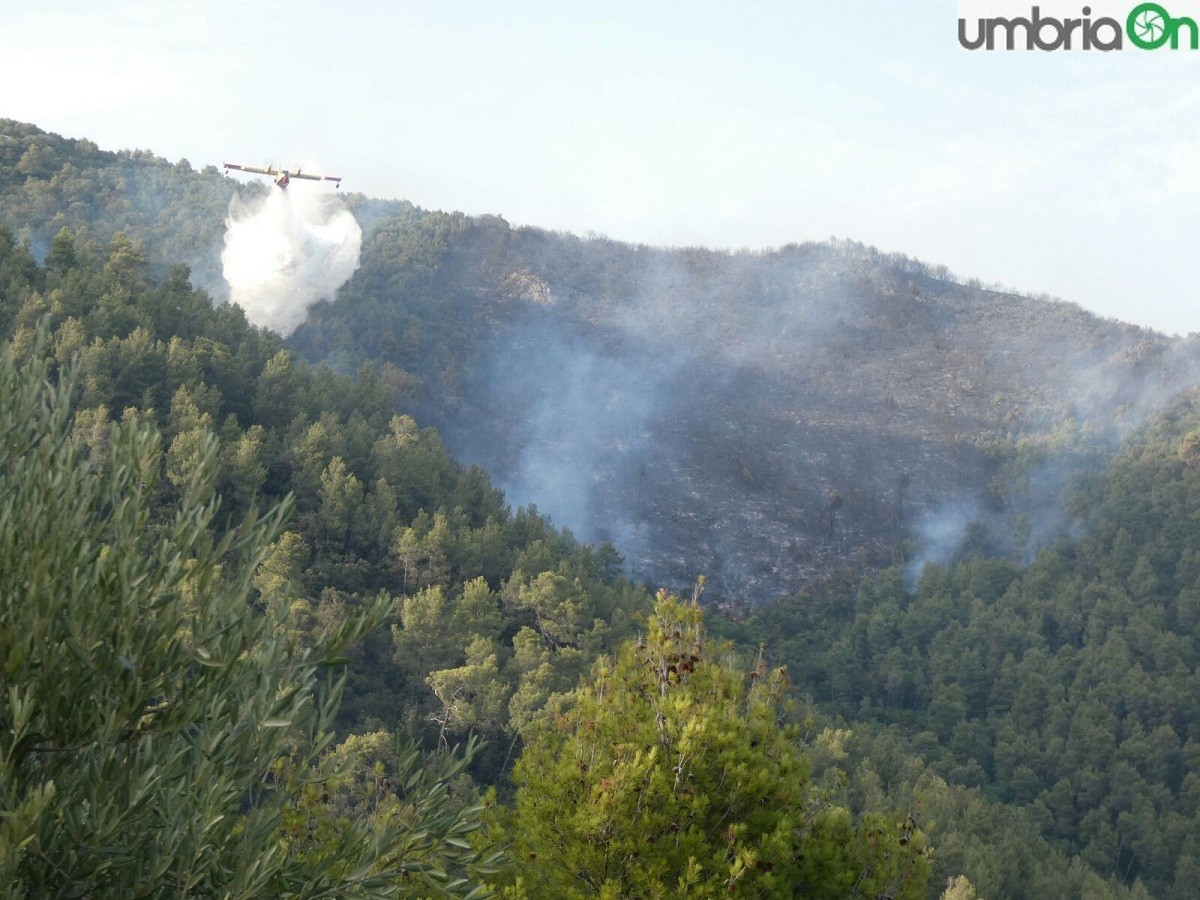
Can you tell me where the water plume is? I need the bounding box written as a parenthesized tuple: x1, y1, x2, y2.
(221, 186, 360, 336)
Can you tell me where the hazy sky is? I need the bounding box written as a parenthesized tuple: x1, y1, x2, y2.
(4, 0, 1200, 332)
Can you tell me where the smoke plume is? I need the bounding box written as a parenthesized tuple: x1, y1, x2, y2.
(221, 186, 361, 336)
(413, 232, 1200, 602)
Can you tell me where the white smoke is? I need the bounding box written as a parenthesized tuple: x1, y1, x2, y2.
(221, 186, 361, 337)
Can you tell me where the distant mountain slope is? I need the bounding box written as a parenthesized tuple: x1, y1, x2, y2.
(4, 118, 1199, 600)
(297, 215, 1200, 599)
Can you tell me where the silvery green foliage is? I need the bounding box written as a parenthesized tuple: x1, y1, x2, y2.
(0, 337, 480, 897)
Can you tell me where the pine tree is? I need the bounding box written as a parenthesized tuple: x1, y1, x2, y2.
(496, 591, 929, 898)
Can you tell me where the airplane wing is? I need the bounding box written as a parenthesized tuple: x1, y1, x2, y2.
(223, 163, 277, 176)
(288, 171, 343, 184)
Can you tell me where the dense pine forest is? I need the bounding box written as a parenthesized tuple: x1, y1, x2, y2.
(1, 120, 1198, 897)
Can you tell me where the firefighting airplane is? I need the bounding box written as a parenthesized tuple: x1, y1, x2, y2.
(222, 162, 342, 190)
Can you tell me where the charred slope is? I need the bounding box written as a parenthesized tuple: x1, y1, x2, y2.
(296, 216, 1200, 601)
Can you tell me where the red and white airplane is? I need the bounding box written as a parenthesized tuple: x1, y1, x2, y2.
(222, 162, 342, 189)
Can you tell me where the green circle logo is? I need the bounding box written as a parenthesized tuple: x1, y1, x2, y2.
(1128, 2, 1172, 48)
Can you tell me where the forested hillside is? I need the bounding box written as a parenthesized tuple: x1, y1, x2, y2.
(5, 119, 1200, 600)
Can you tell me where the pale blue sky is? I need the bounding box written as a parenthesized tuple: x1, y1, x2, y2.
(4, 1, 1200, 332)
